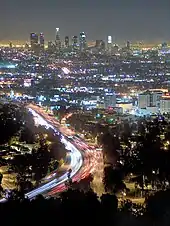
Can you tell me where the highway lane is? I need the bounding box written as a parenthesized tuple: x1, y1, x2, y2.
(48, 136, 101, 195)
(27, 105, 101, 196)
(0, 106, 83, 202)
(0, 104, 100, 201)
(25, 107, 83, 199)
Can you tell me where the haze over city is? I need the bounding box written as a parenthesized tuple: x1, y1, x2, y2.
(1, 0, 170, 42)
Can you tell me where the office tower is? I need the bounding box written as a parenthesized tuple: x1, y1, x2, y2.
(95, 40, 103, 48)
(104, 93, 116, 109)
(108, 36, 112, 44)
(72, 36, 78, 51)
(48, 41, 53, 49)
(30, 33, 38, 51)
(39, 33, 44, 50)
(79, 32, 87, 52)
(138, 92, 150, 109)
(100, 40, 105, 51)
(107, 36, 112, 53)
(55, 28, 60, 41)
(138, 90, 163, 114)
(55, 28, 61, 51)
(65, 36, 69, 48)
(160, 96, 170, 114)
(126, 41, 130, 50)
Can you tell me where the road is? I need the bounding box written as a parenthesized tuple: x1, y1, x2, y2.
(0, 104, 101, 201)
(27, 104, 101, 196)
(27, 105, 102, 196)
(0, 105, 81, 202)
(25, 106, 83, 199)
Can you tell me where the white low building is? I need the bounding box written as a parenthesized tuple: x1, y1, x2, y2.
(160, 96, 170, 114)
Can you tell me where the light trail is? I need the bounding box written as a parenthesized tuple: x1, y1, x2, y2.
(0, 107, 83, 201)
(0, 104, 101, 201)
(25, 108, 83, 199)
(28, 105, 101, 196)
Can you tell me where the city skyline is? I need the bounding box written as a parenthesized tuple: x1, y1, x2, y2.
(1, 0, 170, 43)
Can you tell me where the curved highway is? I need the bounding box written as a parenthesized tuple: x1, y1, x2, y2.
(25, 107, 83, 199)
(27, 105, 100, 197)
(0, 104, 100, 201)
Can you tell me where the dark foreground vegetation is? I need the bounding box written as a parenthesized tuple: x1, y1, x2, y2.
(1, 188, 170, 226)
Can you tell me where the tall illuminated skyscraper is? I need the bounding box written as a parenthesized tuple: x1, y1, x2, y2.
(107, 35, 112, 53)
(55, 28, 60, 40)
(39, 33, 44, 50)
(79, 32, 87, 52)
(107, 36, 112, 44)
(55, 28, 61, 51)
(72, 36, 78, 51)
(65, 36, 69, 48)
(30, 33, 38, 50)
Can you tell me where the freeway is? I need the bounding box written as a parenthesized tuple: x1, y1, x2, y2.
(0, 104, 100, 201)
(25, 107, 83, 199)
(27, 104, 101, 196)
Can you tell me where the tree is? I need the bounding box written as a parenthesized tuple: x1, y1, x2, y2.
(145, 190, 170, 220)
(101, 193, 118, 214)
(103, 166, 126, 194)
(20, 127, 36, 144)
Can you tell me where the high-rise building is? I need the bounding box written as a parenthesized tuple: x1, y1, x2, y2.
(95, 40, 102, 48)
(137, 90, 165, 114)
(39, 33, 44, 50)
(138, 92, 150, 109)
(138, 90, 163, 109)
(126, 41, 131, 50)
(96, 40, 105, 48)
(100, 40, 105, 51)
(107, 36, 112, 53)
(107, 36, 112, 44)
(72, 36, 78, 51)
(160, 96, 170, 114)
(30, 33, 38, 51)
(65, 36, 69, 48)
(79, 32, 87, 52)
(55, 28, 61, 51)
(104, 93, 116, 109)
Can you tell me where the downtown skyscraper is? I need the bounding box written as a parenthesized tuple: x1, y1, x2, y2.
(55, 28, 61, 52)
(79, 32, 87, 52)
(39, 33, 45, 50)
(30, 33, 38, 51)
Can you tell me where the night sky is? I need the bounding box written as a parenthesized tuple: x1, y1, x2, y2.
(1, 0, 170, 42)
